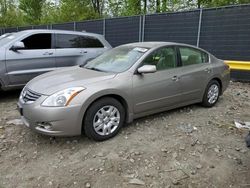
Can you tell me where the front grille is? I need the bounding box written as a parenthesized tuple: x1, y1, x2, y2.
(22, 88, 41, 104)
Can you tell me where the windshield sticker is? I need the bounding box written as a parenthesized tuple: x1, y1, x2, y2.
(133, 47, 148, 53)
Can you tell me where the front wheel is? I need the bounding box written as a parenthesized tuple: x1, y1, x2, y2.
(202, 80, 220, 107)
(83, 97, 125, 141)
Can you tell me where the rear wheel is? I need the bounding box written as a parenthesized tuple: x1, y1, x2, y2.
(202, 80, 220, 107)
(83, 97, 125, 141)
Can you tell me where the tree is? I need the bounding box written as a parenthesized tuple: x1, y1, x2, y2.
(156, 0, 161, 12)
(59, 0, 98, 22)
(0, 0, 24, 27)
(91, 0, 105, 17)
(1, 0, 250, 28)
(41, 1, 61, 24)
(125, 0, 142, 15)
(106, 0, 125, 17)
(19, 0, 46, 24)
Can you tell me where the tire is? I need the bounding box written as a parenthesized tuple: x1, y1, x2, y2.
(202, 80, 220, 107)
(83, 97, 125, 141)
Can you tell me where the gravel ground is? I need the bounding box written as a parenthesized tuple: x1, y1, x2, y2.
(0, 81, 250, 188)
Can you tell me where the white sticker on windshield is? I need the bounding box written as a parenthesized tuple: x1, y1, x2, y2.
(7, 36, 15, 39)
(133, 47, 148, 53)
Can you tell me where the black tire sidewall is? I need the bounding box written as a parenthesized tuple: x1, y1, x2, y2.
(83, 97, 125, 141)
(202, 80, 220, 107)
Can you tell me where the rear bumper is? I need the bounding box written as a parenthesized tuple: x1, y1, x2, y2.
(221, 69, 231, 94)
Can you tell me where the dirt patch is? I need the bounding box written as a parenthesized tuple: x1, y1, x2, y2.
(0, 82, 250, 188)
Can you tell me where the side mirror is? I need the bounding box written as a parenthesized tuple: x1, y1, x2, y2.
(137, 65, 157, 74)
(10, 41, 25, 51)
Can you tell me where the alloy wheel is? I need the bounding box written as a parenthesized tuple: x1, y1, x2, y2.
(207, 84, 219, 104)
(93, 105, 120, 136)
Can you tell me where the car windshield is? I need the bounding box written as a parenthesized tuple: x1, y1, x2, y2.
(84, 46, 148, 73)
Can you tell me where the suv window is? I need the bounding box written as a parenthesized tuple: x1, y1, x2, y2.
(142, 47, 176, 71)
(56, 34, 104, 48)
(21, 33, 52, 50)
(179, 47, 209, 66)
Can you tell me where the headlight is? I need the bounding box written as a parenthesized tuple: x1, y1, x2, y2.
(41, 87, 85, 107)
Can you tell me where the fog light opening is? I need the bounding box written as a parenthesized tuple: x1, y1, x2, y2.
(37, 122, 53, 131)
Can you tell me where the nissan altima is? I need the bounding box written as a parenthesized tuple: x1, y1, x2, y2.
(18, 42, 230, 141)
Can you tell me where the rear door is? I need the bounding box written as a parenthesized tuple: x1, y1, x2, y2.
(5, 32, 56, 85)
(177, 46, 212, 102)
(55, 33, 105, 68)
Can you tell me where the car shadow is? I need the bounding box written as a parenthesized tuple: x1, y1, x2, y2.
(123, 98, 225, 131)
(124, 104, 198, 127)
(0, 89, 21, 102)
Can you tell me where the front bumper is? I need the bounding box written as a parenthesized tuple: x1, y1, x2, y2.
(17, 96, 83, 136)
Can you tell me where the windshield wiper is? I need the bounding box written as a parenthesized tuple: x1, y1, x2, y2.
(84, 66, 104, 72)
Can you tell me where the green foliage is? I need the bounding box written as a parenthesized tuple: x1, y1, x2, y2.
(40, 1, 61, 24)
(19, 0, 46, 24)
(59, 0, 99, 22)
(0, 6, 25, 27)
(0, 0, 250, 28)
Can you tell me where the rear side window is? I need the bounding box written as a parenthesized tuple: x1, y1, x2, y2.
(21, 33, 52, 50)
(56, 34, 104, 48)
(179, 47, 209, 66)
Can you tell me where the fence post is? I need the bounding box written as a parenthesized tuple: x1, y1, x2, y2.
(103, 18, 106, 37)
(17, 26, 19, 31)
(141, 15, 145, 42)
(139, 15, 142, 42)
(74, 21, 76, 31)
(48, 24, 51, 30)
(196, 8, 203, 47)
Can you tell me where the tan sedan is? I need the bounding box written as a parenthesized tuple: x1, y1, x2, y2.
(18, 42, 230, 141)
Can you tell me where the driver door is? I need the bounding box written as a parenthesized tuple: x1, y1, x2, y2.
(5, 33, 56, 85)
(132, 46, 182, 114)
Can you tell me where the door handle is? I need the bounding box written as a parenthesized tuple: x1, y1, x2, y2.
(204, 68, 211, 73)
(43, 52, 53, 55)
(80, 51, 88, 54)
(172, 76, 179, 81)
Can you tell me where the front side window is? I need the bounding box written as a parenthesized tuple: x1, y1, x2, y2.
(142, 47, 177, 71)
(179, 47, 209, 66)
(56, 34, 103, 48)
(21, 33, 52, 50)
(84, 46, 148, 73)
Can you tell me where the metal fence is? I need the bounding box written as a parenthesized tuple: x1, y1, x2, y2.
(1, 4, 250, 61)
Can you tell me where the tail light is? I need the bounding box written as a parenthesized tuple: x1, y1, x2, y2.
(223, 61, 230, 70)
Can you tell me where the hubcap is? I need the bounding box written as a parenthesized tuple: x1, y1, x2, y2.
(93, 105, 120, 136)
(207, 84, 219, 104)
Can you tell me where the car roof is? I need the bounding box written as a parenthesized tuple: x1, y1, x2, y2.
(121, 42, 211, 54)
(17, 29, 104, 37)
(122, 42, 198, 48)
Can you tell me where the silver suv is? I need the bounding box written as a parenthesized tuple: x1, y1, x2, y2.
(0, 29, 111, 90)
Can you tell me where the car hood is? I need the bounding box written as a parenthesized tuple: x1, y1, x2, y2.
(27, 66, 116, 95)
